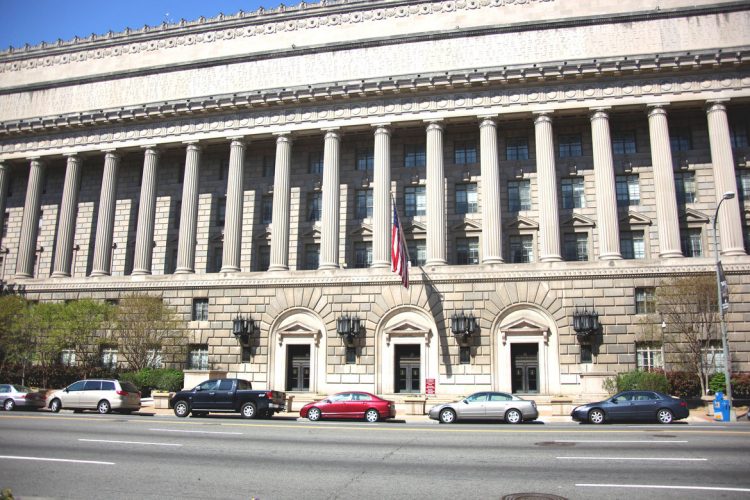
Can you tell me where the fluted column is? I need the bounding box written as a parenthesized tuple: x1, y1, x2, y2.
(51, 154, 82, 277)
(0, 163, 10, 248)
(647, 105, 683, 258)
(534, 112, 562, 262)
(175, 142, 202, 274)
(372, 124, 392, 268)
(15, 158, 45, 278)
(706, 101, 746, 256)
(91, 151, 121, 276)
(132, 147, 160, 275)
(426, 120, 447, 266)
(319, 129, 341, 270)
(590, 108, 622, 260)
(479, 116, 503, 264)
(269, 133, 292, 271)
(221, 138, 247, 273)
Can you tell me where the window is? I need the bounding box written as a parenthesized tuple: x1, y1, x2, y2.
(558, 134, 582, 158)
(636, 343, 663, 370)
(188, 345, 209, 370)
(674, 172, 696, 204)
(616, 175, 640, 206)
(262, 195, 273, 225)
(506, 137, 529, 161)
(345, 346, 357, 364)
(353, 242, 372, 268)
(101, 347, 118, 370)
(172, 200, 182, 231)
(192, 298, 209, 321)
(241, 345, 252, 362)
(307, 192, 322, 222)
(404, 186, 426, 216)
(456, 184, 478, 214)
(177, 163, 184, 183)
(211, 245, 222, 273)
(456, 237, 479, 265)
(168, 247, 178, 274)
(564, 232, 589, 261)
(355, 189, 373, 219)
(509, 235, 534, 263)
(60, 349, 76, 367)
(561, 178, 586, 209)
(218, 158, 229, 181)
(580, 344, 593, 364)
(681, 228, 703, 257)
(737, 171, 750, 202)
(256, 244, 270, 271)
(147, 348, 163, 369)
(404, 144, 426, 168)
(309, 151, 324, 175)
(670, 128, 692, 152)
(612, 130, 637, 155)
(408, 240, 426, 267)
(216, 196, 226, 227)
(620, 230, 645, 259)
(508, 180, 531, 211)
(356, 148, 374, 172)
(635, 287, 656, 314)
(454, 141, 477, 165)
(459, 346, 471, 364)
(730, 124, 749, 149)
(263, 155, 275, 177)
(304, 244, 319, 270)
(702, 342, 726, 373)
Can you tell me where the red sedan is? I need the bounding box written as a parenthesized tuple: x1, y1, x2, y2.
(300, 391, 396, 422)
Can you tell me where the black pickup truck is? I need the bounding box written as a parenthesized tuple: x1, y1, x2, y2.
(170, 378, 286, 419)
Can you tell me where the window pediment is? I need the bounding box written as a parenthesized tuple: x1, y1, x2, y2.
(404, 221, 426, 234)
(277, 321, 322, 347)
(348, 224, 373, 237)
(451, 219, 482, 232)
(505, 216, 539, 230)
(562, 214, 596, 228)
(619, 211, 652, 226)
(384, 320, 432, 346)
(681, 208, 709, 224)
(498, 317, 550, 345)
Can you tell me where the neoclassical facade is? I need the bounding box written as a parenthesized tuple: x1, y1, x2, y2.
(1, 0, 749, 399)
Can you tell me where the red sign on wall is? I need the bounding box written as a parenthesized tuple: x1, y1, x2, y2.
(425, 378, 436, 395)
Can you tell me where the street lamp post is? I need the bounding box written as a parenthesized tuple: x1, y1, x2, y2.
(712, 191, 735, 422)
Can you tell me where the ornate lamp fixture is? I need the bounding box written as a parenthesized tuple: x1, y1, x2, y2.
(450, 312, 477, 340)
(572, 310, 600, 342)
(232, 315, 258, 344)
(337, 314, 363, 346)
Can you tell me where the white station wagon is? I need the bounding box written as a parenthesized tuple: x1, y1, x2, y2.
(47, 379, 141, 414)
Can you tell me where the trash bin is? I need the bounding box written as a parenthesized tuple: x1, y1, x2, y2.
(713, 392, 731, 421)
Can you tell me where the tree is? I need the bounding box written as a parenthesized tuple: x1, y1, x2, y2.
(657, 274, 720, 396)
(108, 294, 187, 371)
(57, 299, 114, 377)
(20, 302, 68, 387)
(0, 295, 29, 371)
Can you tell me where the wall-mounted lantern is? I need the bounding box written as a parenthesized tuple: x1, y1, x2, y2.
(232, 314, 258, 344)
(572, 309, 600, 343)
(450, 312, 477, 340)
(337, 314, 363, 346)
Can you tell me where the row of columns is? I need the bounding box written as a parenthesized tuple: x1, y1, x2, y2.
(1, 100, 745, 279)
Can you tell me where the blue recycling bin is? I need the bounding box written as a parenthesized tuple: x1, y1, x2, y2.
(714, 392, 731, 421)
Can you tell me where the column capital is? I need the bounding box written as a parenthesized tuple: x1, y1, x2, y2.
(706, 100, 729, 114)
(62, 152, 81, 159)
(182, 141, 202, 150)
(478, 115, 498, 128)
(0, 162, 8, 172)
(589, 107, 611, 121)
(424, 120, 444, 131)
(323, 128, 341, 139)
(533, 111, 554, 124)
(273, 132, 293, 144)
(372, 123, 392, 134)
(647, 103, 670, 117)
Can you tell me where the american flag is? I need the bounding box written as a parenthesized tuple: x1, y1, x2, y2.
(391, 203, 409, 289)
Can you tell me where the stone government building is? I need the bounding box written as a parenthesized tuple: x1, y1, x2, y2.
(0, 0, 749, 401)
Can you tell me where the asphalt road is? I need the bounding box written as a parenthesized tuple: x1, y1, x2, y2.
(1, 411, 749, 500)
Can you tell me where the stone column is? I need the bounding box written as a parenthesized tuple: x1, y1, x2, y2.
(0, 163, 10, 248)
(15, 158, 45, 278)
(426, 120, 447, 266)
(51, 154, 82, 277)
(269, 133, 292, 271)
(221, 138, 247, 273)
(534, 112, 562, 262)
(706, 101, 746, 256)
(175, 142, 202, 274)
(132, 147, 160, 275)
(479, 116, 503, 264)
(590, 108, 622, 260)
(90, 151, 121, 276)
(319, 129, 341, 270)
(647, 105, 683, 258)
(372, 124, 392, 268)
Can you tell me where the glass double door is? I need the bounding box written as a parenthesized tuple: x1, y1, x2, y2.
(395, 344, 420, 393)
(511, 343, 539, 394)
(286, 345, 310, 392)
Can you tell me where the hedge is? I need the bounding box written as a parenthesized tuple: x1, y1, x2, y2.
(119, 368, 184, 397)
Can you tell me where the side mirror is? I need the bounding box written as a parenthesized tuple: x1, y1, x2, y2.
(194, 386, 202, 392)
(463, 399, 469, 404)
(64, 388, 69, 393)
(611, 399, 618, 404)
(323, 399, 331, 404)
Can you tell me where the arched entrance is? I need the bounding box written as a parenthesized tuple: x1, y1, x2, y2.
(268, 309, 326, 394)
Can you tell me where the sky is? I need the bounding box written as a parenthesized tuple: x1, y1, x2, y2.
(0, 0, 276, 50)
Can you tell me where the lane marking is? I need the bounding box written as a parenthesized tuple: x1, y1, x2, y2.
(577, 484, 750, 493)
(558, 456, 706, 461)
(79, 438, 181, 447)
(553, 440, 688, 443)
(149, 428, 243, 435)
(0, 455, 114, 465)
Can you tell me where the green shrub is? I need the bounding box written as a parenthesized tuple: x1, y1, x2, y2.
(731, 373, 750, 398)
(709, 372, 726, 395)
(605, 370, 670, 394)
(119, 368, 183, 396)
(666, 371, 702, 399)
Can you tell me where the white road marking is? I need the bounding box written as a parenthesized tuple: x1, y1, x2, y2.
(553, 440, 688, 444)
(558, 456, 706, 461)
(149, 428, 243, 435)
(0, 455, 114, 465)
(577, 483, 750, 493)
(79, 438, 181, 447)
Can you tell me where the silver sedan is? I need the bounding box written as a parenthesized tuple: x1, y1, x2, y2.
(0, 384, 46, 411)
(428, 391, 538, 424)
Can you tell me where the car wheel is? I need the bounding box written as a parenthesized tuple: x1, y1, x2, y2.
(307, 407, 321, 421)
(505, 408, 522, 424)
(439, 408, 456, 424)
(3, 399, 15, 411)
(97, 400, 111, 414)
(49, 399, 62, 413)
(365, 409, 380, 423)
(241, 402, 257, 419)
(173, 400, 190, 418)
(657, 408, 674, 424)
(588, 408, 605, 424)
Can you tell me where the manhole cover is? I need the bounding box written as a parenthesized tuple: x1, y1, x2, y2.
(503, 494, 567, 500)
(534, 441, 576, 447)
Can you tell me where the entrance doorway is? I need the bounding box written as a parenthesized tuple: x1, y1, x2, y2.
(511, 343, 539, 394)
(286, 345, 310, 391)
(395, 345, 420, 393)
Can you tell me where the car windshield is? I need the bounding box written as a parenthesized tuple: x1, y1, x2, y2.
(12, 385, 30, 392)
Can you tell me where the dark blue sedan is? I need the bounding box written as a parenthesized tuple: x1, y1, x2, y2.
(571, 390, 689, 424)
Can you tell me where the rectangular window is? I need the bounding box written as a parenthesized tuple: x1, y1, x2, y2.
(702, 342, 726, 374)
(304, 244, 320, 270)
(730, 124, 749, 149)
(459, 346, 471, 364)
(509, 235, 534, 263)
(620, 230, 645, 259)
(616, 175, 640, 206)
(558, 134, 583, 158)
(345, 346, 357, 364)
(737, 171, 750, 202)
(635, 287, 656, 314)
(612, 131, 637, 155)
(309, 151, 324, 175)
(561, 177, 586, 209)
(146, 348, 163, 369)
(670, 128, 692, 152)
(564, 232, 589, 261)
(262, 195, 273, 225)
(101, 347, 118, 370)
(241, 346, 252, 362)
(456, 183, 478, 214)
(356, 148, 374, 172)
(308, 192, 322, 222)
(192, 298, 209, 321)
(218, 158, 229, 181)
(216, 196, 226, 227)
(456, 237, 479, 265)
(580, 345, 593, 364)
(636, 343, 663, 370)
(508, 180, 531, 211)
(454, 141, 477, 165)
(263, 155, 275, 177)
(188, 345, 209, 370)
(60, 349, 76, 367)
(506, 137, 529, 161)
(256, 244, 270, 272)
(353, 242, 372, 269)
(355, 189, 373, 219)
(408, 240, 426, 267)
(212, 245, 222, 273)
(404, 144, 426, 168)
(674, 172, 696, 204)
(681, 228, 703, 257)
(404, 186, 427, 216)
